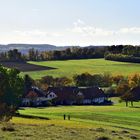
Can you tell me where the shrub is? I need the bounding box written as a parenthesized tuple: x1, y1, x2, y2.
(105, 53, 140, 63)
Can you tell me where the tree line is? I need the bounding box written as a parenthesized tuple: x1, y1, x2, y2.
(0, 49, 25, 62)
(105, 45, 140, 63)
(0, 45, 140, 63)
(0, 47, 106, 62)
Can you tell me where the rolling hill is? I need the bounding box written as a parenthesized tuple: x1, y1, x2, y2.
(23, 59, 140, 79)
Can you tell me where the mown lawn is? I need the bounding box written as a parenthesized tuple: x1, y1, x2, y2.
(0, 98, 140, 140)
(0, 99, 140, 140)
(23, 59, 140, 79)
(17, 100, 140, 131)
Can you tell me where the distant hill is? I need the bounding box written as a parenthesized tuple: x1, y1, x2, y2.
(0, 44, 106, 54)
(0, 44, 68, 54)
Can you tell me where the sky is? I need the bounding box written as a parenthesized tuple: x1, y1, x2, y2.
(0, 0, 140, 46)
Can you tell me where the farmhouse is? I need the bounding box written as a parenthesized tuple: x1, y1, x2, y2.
(22, 86, 108, 107)
(46, 87, 80, 105)
(22, 86, 48, 107)
(47, 87, 107, 105)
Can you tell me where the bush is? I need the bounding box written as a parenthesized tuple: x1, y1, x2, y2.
(105, 53, 140, 63)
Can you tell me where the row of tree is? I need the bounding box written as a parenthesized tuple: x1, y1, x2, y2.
(107, 45, 140, 56)
(105, 53, 140, 63)
(0, 49, 24, 62)
(27, 47, 106, 61)
(0, 47, 106, 62)
(0, 45, 140, 62)
(105, 45, 140, 63)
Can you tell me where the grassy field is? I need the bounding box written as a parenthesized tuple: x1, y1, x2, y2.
(0, 98, 139, 140)
(17, 100, 140, 131)
(23, 59, 140, 79)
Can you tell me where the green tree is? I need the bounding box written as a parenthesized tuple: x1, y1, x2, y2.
(0, 66, 24, 121)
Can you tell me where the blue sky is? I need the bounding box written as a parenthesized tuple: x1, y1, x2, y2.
(0, 0, 140, 45)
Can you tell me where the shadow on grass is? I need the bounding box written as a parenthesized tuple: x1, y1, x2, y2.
(129, 106, 140, 108)
(14, 113, 50, 120)
(0, 61, 57, 72)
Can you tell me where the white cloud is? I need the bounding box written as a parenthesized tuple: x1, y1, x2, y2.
(68, 20, 140, 39)
(1, 20, 139, 45)
(70, 20, 115, 36)
(119, 27, 140, 34)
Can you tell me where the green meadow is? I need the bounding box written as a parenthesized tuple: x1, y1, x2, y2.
(23, 59, 140, 79)
(0, 99, 138, 140)
(17, 99, 140, 131)
(2, 59, 139, 139)
(0, 98, 140, 139)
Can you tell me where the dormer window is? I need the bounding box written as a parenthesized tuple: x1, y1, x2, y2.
(48, 92, 57, 99)
(77, 92, 83, 96)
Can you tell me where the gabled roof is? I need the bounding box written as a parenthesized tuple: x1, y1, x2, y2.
(47, 86, 106, 100)
(25, 86, 46, 98)
(79, 87, 106, 99)
(47, 87, 79, 100)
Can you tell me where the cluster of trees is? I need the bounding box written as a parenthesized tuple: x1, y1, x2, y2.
(70, 72, 140, 106)
(0, 49, 24, 62)
(0, 47, 106, 62)
(0, 66, 24, 121)
(73, 73, 112, 87)
(107, 73, 140, 106)
(107, 45, 140, 56)
(105, 45, 140, 63)
(38, 76, 72, 89)
(27, 47, 106, 61)
(32, 73, 114, 88)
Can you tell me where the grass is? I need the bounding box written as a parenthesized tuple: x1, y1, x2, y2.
(23, 59, 140, 79)
(0, 98, 137, 140)
(17, 100, 140, 131)
(0, 98, 140, 139)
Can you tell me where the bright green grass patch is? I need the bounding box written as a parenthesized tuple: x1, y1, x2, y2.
(23, 59, 140, 79)
(6, 100, 140, 140)
(18, 101, 140, 131)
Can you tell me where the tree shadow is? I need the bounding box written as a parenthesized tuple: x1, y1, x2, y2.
(129, 106, 140, 108)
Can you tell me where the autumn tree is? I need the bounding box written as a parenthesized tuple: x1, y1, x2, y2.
(128, 74, 140, 88)
(40, 76, 72, 87)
